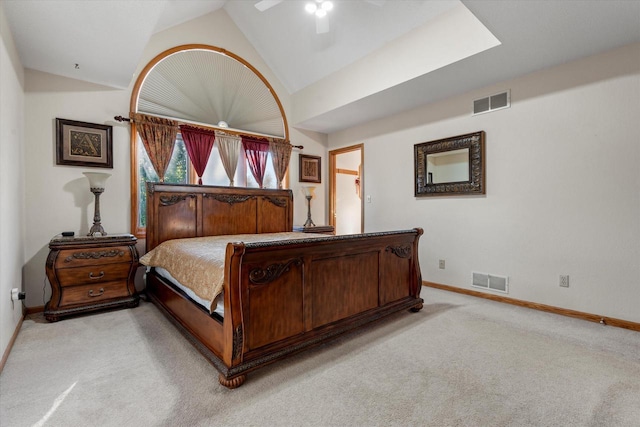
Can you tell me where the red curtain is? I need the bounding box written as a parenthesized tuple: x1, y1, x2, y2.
(179, 125, 216, 185)
(242, 136, 270, 188)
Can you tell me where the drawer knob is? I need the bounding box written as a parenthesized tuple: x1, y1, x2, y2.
(88, 288, 105, 297)
(89, 271, 105, 280)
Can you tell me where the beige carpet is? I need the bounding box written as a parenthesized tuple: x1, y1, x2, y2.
(1, 287, 639, 427)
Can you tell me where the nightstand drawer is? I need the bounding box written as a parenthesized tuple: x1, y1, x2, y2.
(59, 281, 131, 307)
(55, 245, 133, 269)
(56, 263, 131, 287)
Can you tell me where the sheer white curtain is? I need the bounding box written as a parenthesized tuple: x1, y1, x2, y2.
(215, 132, 242, 186)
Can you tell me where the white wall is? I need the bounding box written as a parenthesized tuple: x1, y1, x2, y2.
(22, 71, 132, 307)
(329, 43, 640, 323)
(21, 9, 328, 307)
(0, 3, 26, 358)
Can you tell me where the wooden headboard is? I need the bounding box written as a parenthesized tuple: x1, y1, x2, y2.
(145, 183, 293, 253)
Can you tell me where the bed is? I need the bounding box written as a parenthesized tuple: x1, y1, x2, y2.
(142, 182, 423, 388)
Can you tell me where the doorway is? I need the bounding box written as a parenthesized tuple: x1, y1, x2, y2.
(329, 144, 364, 234)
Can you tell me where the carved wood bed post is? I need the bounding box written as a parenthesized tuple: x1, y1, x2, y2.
(220, 242, 248, 388)
(411, 227, 424, 312)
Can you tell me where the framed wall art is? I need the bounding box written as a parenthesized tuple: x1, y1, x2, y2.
(56, 118, 113, 168)
(299, 154, 321, 183)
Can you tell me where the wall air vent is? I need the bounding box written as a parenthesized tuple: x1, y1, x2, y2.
(473, 90, 510, 115)
(471, 271, 509, 293)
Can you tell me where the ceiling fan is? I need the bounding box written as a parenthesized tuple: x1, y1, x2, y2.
(254, 0, 386, 34)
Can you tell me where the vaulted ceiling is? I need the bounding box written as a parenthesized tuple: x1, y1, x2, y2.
(3, 0, 640, 134)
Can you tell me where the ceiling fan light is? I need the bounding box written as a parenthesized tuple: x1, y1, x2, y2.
(305, 3, 317, 14)
(321, 1, 333, 11)
(315, 9, 327, 18)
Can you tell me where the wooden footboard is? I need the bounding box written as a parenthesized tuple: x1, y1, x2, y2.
(218, 228, 423, 386)
(144, 183, 423, 388)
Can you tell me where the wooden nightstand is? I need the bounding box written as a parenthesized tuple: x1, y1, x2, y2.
(44, 234, 140, 322)
(293, 225, 335, 235)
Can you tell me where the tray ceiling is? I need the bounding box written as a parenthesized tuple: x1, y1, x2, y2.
(3, 0, 640, 134)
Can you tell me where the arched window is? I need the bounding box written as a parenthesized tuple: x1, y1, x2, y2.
(129, 45, 289, 237)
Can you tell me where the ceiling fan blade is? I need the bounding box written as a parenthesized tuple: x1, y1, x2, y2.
(255, 0, 283, 12)
(316, 15, 330, 34)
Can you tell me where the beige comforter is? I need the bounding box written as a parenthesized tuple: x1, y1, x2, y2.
(140, 232, 324, 312)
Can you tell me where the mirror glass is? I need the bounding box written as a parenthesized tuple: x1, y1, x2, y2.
(426, 148, 469, 184)
(414, 131, 485, 196)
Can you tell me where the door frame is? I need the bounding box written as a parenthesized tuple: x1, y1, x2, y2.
(329, 144, 364, 233)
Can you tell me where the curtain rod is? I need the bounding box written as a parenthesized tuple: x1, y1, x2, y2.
(114, 115, 303, 149)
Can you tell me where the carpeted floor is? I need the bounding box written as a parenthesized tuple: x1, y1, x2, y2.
(1, 287, 639, 427)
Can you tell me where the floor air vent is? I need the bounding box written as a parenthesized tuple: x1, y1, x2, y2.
(473, 90, 510, 115)
(472, 272, 509, 293)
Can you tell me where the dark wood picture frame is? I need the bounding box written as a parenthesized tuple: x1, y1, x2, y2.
(414, 131, 485, 197)
(56, 118, 113, 168)
(299, 154, 321, 183)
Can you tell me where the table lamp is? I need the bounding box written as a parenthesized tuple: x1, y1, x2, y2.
(83, 172, 111, 236)
(302, 186, 316, 227)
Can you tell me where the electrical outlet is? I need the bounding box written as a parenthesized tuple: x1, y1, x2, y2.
(11, 288, 25, 301)
(559, 275, 569, 288)
(439, 259, 445, 269)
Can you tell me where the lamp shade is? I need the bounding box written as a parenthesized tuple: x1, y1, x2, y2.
(302, 186, 316, 198)
(83, 172, 111, 190)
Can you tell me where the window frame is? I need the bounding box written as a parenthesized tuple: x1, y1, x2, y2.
(129, 44, 289, 238)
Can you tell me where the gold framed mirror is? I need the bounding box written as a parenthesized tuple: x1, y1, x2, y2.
(414, 131, 485, 197)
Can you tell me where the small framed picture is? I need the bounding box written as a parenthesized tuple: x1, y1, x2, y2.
(299, 154, 321, 183)
(56, 118, 113, 168)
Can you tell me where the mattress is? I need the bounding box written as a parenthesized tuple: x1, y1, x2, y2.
(153, 266, 224, 316)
